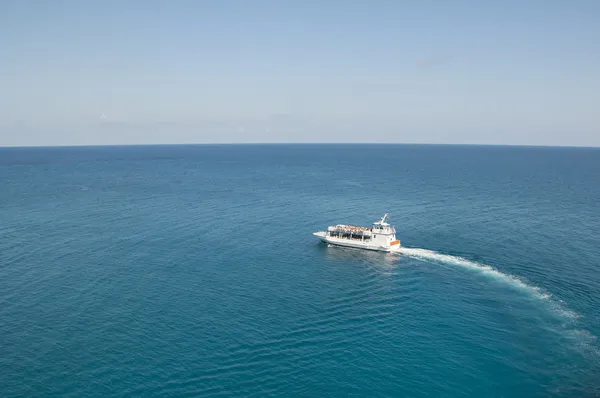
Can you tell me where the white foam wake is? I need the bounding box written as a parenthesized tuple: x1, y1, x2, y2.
(395, 247, 579, 319)
(393, 246, 600, 358)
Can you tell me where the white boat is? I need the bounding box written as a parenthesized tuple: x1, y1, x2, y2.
(313, 214, 401, 252)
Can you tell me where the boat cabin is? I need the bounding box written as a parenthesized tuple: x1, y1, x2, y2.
(326, 214, 396, 243)
(372, 214, 395, 234)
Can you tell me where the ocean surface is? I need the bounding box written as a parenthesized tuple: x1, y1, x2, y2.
(1, 144, 599, 397)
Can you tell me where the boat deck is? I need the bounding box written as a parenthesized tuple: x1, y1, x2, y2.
(328, 225, 373, 234)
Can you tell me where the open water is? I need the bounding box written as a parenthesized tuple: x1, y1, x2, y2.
(1, 144, 599, 397)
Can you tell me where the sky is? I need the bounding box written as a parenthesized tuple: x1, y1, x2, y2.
(1, 0, 599, 146)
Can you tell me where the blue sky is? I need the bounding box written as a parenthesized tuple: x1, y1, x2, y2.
(1, 0, 599, 146)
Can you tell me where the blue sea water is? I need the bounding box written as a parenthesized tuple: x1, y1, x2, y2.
(1, 144, 599, 397)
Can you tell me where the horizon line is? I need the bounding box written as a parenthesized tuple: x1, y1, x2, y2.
(2, 142, 600, 150)
(1, 142, 600, 150)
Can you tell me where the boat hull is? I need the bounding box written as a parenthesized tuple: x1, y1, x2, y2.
(313, 232, 400, 253)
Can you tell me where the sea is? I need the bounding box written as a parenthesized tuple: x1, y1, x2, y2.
(1, 144, 599, 397)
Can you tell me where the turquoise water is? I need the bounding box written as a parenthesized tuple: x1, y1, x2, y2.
(1, 144, 599, 397)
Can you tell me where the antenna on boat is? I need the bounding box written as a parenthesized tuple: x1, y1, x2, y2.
(380, 213, 388, 224)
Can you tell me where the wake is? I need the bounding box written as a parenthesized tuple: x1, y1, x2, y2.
(395, 247, 579, 319)
(390, 246, 599, 359)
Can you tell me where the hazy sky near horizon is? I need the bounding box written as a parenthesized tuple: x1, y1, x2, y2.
(1, 0, 599, 146)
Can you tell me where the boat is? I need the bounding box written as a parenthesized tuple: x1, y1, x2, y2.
(313, 214, 401, 252)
